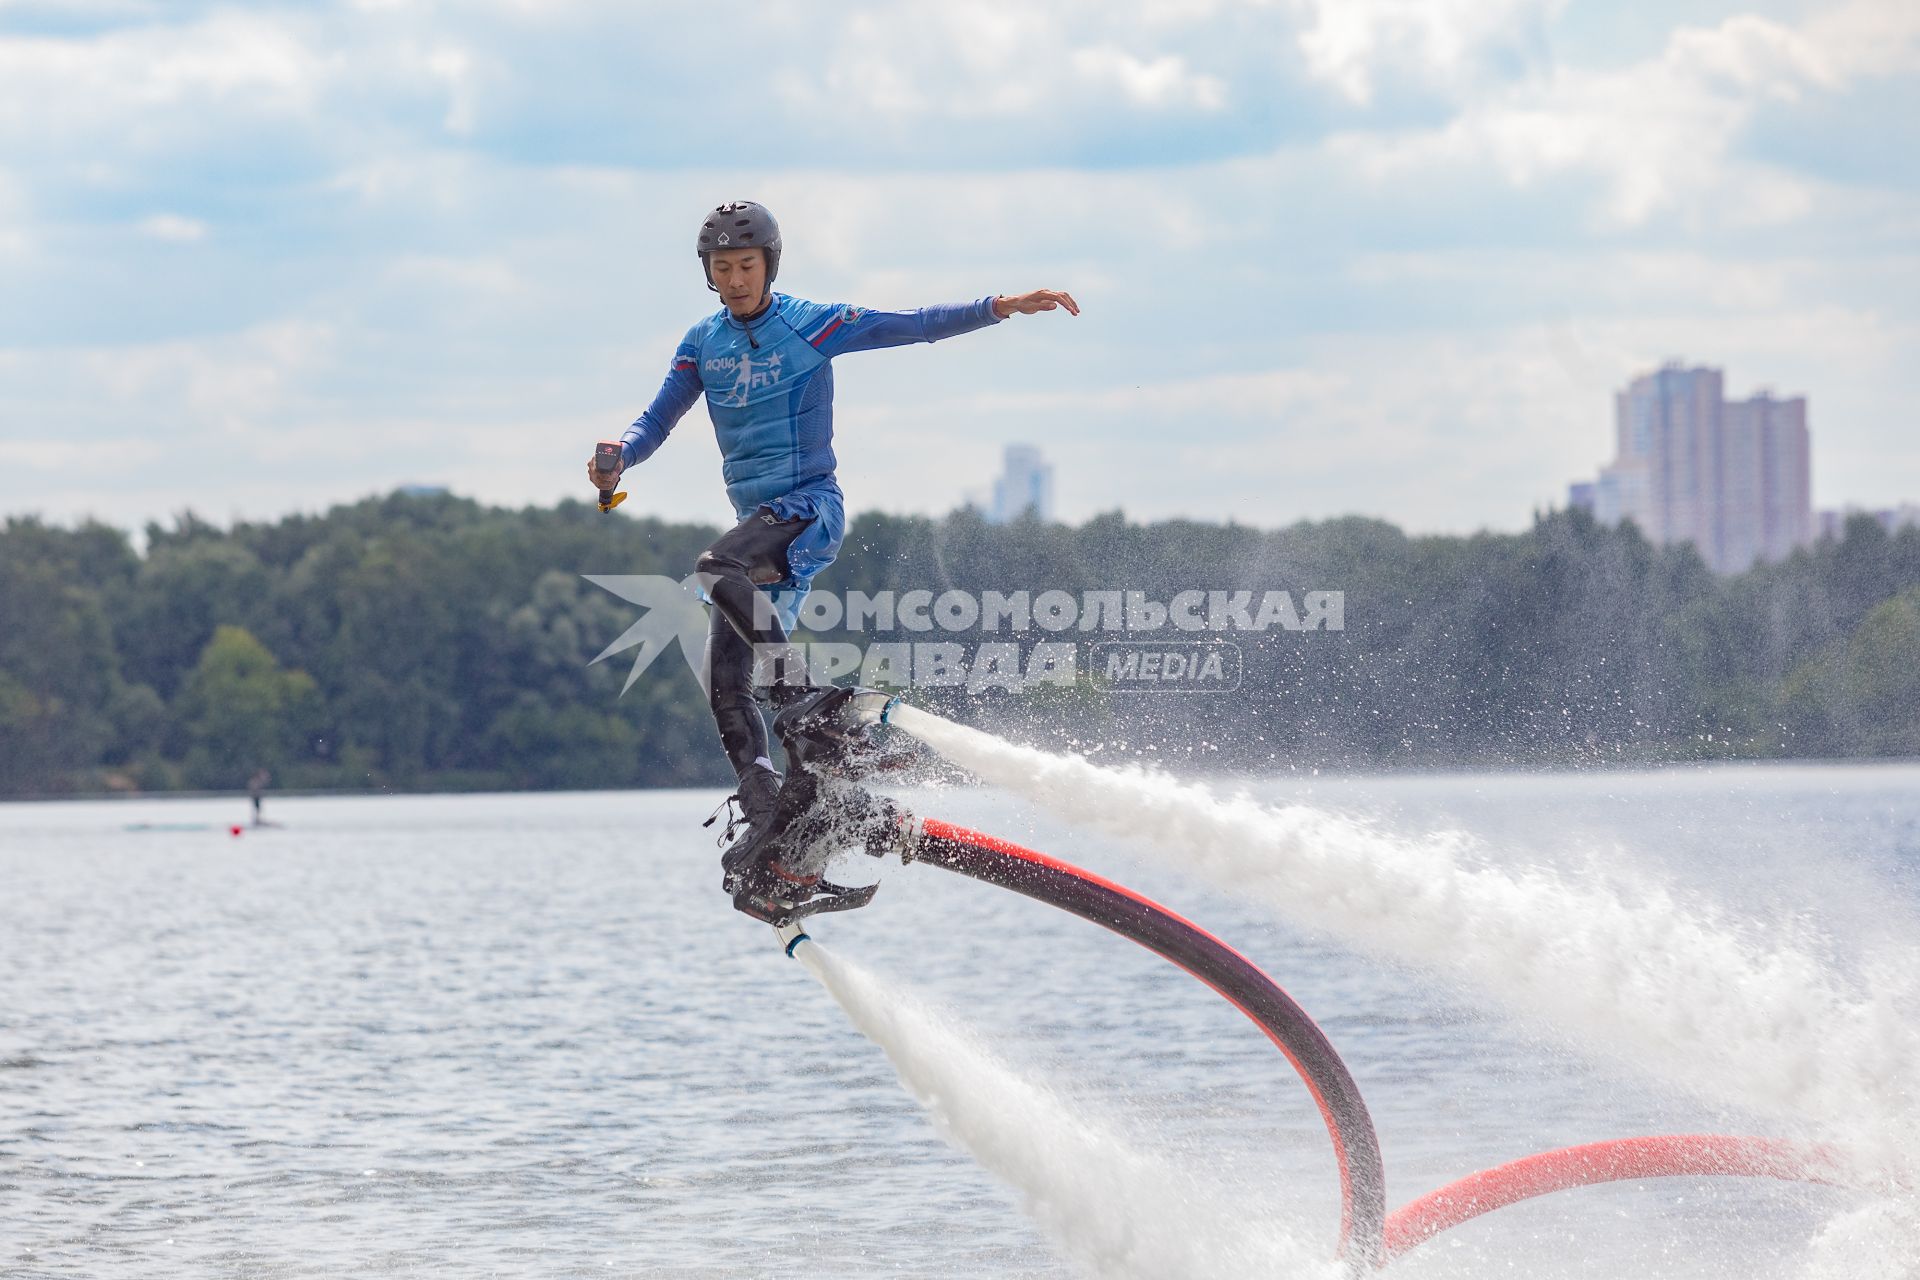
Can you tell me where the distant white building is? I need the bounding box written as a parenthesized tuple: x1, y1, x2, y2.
(1817, 504, 1920, 540)
(1569, 362, 1812, 573)
(988, 444, 1054, 523)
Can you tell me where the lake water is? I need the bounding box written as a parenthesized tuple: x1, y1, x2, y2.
(2, 759, 1916, 1278)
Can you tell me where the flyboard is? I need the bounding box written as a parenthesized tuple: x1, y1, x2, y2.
(726, 688, 1846, 1275)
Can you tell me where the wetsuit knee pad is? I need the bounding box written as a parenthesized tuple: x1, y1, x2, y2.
(695, 547, 753, 581)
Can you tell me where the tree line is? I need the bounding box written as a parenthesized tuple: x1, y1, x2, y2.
(1, 490, 1915, 797)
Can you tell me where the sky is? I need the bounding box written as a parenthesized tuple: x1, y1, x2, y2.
(1, 0, 1915, 537)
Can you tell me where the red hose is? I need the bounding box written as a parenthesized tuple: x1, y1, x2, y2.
(1382, 1134, 1844, 1265)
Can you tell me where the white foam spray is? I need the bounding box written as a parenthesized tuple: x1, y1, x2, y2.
(888, 705, 1920, 1173)
(793, 938, 1337, 1280)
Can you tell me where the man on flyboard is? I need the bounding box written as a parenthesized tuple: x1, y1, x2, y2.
(589, 201, 1076, 912)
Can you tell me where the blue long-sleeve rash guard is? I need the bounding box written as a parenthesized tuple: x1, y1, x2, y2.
(621, 293, 1002, 628)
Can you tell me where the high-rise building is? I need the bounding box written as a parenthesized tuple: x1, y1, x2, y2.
(988, 444, 1054, 524)
(1608, 363, 1722, 550)
(1572, 362, 1811, 573)
(1721, 391, 1810, 569)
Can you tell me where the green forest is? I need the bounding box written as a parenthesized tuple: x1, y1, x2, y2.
(2, 490, 1917, 797)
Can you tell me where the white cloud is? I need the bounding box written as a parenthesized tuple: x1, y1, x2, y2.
(0, 435, 163, 470)
(426, 46, 479, 135)
(1288, 0, 1564, 105)
(1328, 1, 1920, 227)
(893, 327, 1611, 529)
(778, 1, 1235, 121)
(136, 213, 208, 242)
(948, 367, 1347, 423)
(385, 254, 521, 294)
(0, 10, 487, 173)
(1800, 0, 1920, 79)
(1068, 46, 1229, 111)
(0, 14, 331, 134)
(12, 321, 337, 442)
(0, 171, 26, 257)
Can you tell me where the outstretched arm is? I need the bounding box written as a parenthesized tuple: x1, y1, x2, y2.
(806, 288, 1079, 357)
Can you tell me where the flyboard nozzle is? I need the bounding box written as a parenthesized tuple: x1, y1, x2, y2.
(847, 690, 902, 726)
(774, 922, 810, 957)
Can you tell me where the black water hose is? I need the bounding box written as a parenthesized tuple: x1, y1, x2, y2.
(900, 816, 1387, 1272)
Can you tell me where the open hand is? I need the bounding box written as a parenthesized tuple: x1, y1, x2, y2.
(993, 289, 1079, 319)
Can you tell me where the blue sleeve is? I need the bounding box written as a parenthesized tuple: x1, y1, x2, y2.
(801, 297, 1002, 357)
(620, 333, 704, 468)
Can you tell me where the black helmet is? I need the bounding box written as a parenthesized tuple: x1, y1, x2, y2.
(697, 201, 782, 290)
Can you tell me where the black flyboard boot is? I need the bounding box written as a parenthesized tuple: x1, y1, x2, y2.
(770, 686, 918, 776)
(719, 769, 903, 927)
(720, 769, 818, 888)
(733, 762, 783, 830)
(718, 772, 842, 926)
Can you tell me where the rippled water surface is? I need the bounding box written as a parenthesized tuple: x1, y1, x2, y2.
(3, 762, 1916, 1277)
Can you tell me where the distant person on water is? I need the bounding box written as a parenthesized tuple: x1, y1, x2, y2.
(247, 768, 271, 827)
(589, 200, 1076, 836)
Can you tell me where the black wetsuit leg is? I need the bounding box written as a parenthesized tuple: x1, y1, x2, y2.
(696, 506, 812, 778)
(704, 606, 770, 777)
